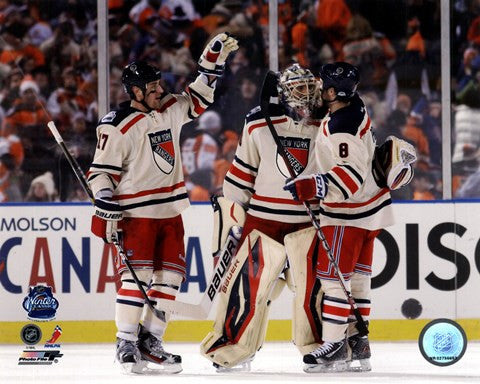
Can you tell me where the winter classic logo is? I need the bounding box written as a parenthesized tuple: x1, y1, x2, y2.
(149, 130, 175, 174)
(276, 136, 310, 178)
(22, 285, 59, 321)
(418, 319, 467, 366)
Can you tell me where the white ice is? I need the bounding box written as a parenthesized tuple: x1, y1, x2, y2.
(1, 342, 479, 384)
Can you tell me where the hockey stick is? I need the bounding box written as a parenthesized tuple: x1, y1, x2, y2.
(154, 227, 241, 318)
(48, 121, 239, 319)
(47, 121, 167, 322)
(260, 71, 369, 336)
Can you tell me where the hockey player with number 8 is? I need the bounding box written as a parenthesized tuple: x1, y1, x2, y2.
(284, 62, 416, 373)
(87, 33, 238, 374)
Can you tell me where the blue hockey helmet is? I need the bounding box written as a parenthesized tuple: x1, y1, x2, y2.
(319, 62, 359, 100)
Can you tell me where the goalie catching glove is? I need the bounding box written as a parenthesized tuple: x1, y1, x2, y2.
(283, 174, 328, 201)
(373, 136, 417, 190)
(91, 189, 122, 243)
(198, 33, 239, 77)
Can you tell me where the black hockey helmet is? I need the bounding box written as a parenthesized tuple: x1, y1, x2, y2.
(319, 62, 359, 100)
(121, 61, 162, 98)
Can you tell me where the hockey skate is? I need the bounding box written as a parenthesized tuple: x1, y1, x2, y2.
(137, 325, 182, 374)
(116, 337, 144, 374)
(346, 334, 372, 372)
(303, 339, 348, 373)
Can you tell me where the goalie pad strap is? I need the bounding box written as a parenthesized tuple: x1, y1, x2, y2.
(211, 195, 246, 257)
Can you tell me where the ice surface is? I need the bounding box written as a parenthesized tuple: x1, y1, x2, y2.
(1, 342, 479, 384)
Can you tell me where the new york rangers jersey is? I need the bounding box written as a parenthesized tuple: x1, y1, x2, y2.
(87, 78, 214, 218)
(223, 104, 321, 223)
(316, 94, 394, 230)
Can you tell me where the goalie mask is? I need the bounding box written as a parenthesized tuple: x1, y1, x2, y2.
(278, 64, 318, 117)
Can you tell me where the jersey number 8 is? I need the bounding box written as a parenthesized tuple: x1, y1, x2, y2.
(339, 142, 349, 158)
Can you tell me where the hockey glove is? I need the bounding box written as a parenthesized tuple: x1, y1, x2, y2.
(198, 33, 239, 76)
(216, 34, 239, 66)
(91, 189, 122, 243)
(283, 174, 328, 201)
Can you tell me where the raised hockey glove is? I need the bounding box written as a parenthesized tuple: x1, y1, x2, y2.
(283, 174, 328, 201)
(91, 189, 122, 243)
(216, 34, 239, 66)
(198, 33, 239, 76)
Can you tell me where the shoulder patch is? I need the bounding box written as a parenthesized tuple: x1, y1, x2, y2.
(245, 103, 285, 124)
(98, 103, 134, 128)
(101, 111, 116, 123)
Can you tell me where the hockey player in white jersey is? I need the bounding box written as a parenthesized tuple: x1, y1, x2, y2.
(200, 64, 327, 370)
(87, 33, 238, 374)
(284, 62, 415, 373)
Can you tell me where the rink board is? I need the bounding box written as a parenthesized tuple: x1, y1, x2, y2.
(1, 201, 480, 343)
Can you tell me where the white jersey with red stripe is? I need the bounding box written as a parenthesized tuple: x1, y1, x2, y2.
(223, 104, 321, 224)
(87, 77, 214, 219)
(316, 94, 394, 230)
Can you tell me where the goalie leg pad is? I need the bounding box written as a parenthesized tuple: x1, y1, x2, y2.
(116, 270, 152, 340)
(142, 270, 183, 339)
(285, 227, 322, 355)
(200, 230, 287, 368)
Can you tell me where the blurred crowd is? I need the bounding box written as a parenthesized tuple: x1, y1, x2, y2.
(0, 0, 478, 203)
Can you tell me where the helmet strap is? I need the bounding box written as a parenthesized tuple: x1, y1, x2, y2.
(132, 86, 153, 112)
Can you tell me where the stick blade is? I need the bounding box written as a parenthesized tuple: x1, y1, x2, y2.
(155, 298, 208, 319)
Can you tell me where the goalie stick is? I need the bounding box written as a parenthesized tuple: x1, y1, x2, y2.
(154, 227, 241, 319)
(260, 71, 369, 336)
(47, 121, 166, 322)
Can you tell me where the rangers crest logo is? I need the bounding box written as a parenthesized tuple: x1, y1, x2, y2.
(276, 136, 310, 177)
(149, 130, 175, 174)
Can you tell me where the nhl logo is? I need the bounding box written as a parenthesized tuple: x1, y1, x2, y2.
(149, 130, 175, 174)
(276, 136, 310, 178)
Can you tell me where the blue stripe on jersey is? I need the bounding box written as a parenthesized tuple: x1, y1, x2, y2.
(91, 163, 122, 172)
(116, 299, 144, 308)
(120, 193, 189, 210)
(234, 155, 258, 172)
(249, 203, 320, 217)
(224, 176, 255, 193)
(320, 198, 392, 220)
(325, 173, 349, 200)
(340, 164, 363, 184)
